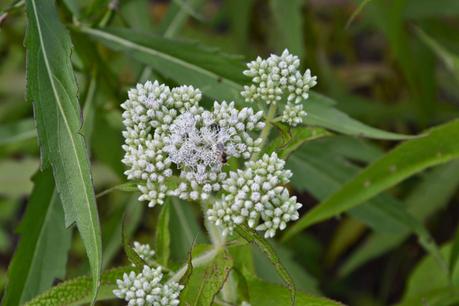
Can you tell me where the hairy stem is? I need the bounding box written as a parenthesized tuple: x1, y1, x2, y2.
(252, 103, 277, 161)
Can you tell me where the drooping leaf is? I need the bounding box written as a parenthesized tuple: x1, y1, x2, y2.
(284, 119, 459, 239)
(341, 161, 459, 276)
(78, 26, 247, 101)
(155, 200, 171, 267)
(180, 250, 233, 306)
(285, 138, 445, 273)
(25, 266, 140, 306)
(247, 279, 343, 306)
(2, 170, 71, 306)
(303, 98, 414, 140)
(236, 224, 296, 305)
(25, 0, 102, 300)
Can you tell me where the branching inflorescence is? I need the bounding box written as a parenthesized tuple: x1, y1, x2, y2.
(118, 50, 316, 304)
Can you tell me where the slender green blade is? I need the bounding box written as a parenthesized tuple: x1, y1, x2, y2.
(155, 200, 171, 267)
(284, 119, 459, 240)
(25, 0, 102, 300)
(2, 170, 71, 305)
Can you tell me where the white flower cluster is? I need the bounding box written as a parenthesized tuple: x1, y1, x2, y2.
(133, 241, 156, 265)
(114, 265, 183, 306)
(121, 81, 264, 207)
(207, 153, 302, 238)
(241, 49, 317, 126)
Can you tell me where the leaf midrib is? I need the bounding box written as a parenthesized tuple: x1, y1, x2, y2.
(30, 0, 99, 276)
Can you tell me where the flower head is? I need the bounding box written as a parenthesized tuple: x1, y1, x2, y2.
(241, 49, 317, 126)
(207, 153, 301, 238)
(114, 265, 183, 306)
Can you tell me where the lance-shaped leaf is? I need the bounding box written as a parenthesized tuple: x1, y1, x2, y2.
(25, 0, 102, 300)
(284, 119, 459, 240)
(2, 170, 71, 306)
(155, 200, 171, 267)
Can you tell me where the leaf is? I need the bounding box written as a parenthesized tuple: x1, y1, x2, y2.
(96, 181, 139, 198)
(303, 98, 414, 140)
(270, 0, 305, 57)
(170, 198, 208, 262)
(398, 244, 459, 306)
(341, 161, 459, 276)
(247, 279, 343, 306)
(78, 26, 247, 101)
(25, 266, 140, 306)
(415, 26, 459, 82)
(122, 214, 147, 268)
(285, 138, 445, 273)
(235, 224, 296, 305)
(155, 200, 171, 267)
(0, 119, 36, 146)
(2, 170, 72, 305)
(284, 119, 459, 240)
(180, 250, 233, 306)
(25, 0, 102, 301)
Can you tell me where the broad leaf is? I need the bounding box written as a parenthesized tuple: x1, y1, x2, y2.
(284, 119, 459, 239)
(25, 0, 102, 300)
(3, 170, 71, 305)
(236, 224, 296, 305)
(180, 250, 233, 306)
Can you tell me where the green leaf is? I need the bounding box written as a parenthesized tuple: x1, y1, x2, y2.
(303, 98, 414, 140)
(25, 266, 140, 306)
(25, 0, 102, 300)
(341, 161, 459, 276)
(398, 244, 459, 306)
(155, 200, 171, 267)
(284, 119, 459, 240)
(95, 181, 139, 198)
(2, 170, 71, 305)
(78, 26, 247, 101)
(236, 224, 296, 305)
(0, 119, 36, 146)
(122, 215, 147, 268)
(180, 249, 233, 306)
(247, 279, 343, 306)
(270, 0, 305, 57)
(415, 26, 459, 82)
(170, 198, 208, 262)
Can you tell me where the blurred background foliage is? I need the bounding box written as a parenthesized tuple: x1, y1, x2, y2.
(0, 0, 458, 305)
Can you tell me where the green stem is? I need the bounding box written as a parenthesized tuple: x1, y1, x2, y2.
(252, 103, 277, 161)
(168, 248, 221, 283)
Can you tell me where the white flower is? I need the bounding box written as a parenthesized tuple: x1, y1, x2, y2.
(114, 265, 183, 306)
(133, 241, 156, 265)
(241, 49, 317, 126)
(281, 102, 307, 126)
(207, 153, 302, 238)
